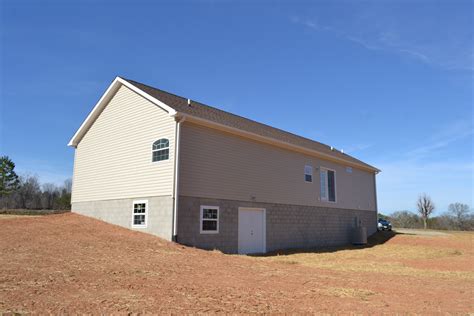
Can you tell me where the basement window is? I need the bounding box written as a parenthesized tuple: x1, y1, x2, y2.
(320, 168, 336, 203)
(200, 205, 219, 234)
(132, 200, 148, 228)
(304, 165, 313, 182)
(152, 138, 169, 162)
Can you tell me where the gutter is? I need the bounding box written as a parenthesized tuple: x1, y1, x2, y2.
(171, 115, 185, 242)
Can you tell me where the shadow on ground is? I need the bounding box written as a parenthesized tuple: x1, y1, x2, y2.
(256, 230, 400, 257)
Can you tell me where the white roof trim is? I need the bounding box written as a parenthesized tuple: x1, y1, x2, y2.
(67, 77, 177, 147)
(68, 77, 379, 173)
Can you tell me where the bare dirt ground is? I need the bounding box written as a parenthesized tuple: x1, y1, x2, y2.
(1, 213, 472, 314)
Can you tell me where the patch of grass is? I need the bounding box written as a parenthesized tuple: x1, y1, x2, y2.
(0, 215, 41, 220)
(308, 260, 473, 280)
(324, 287, 375, 301)
(262, 233, 474, 280)
(0, 209, 70, 216)
(280, 260, 299, 265)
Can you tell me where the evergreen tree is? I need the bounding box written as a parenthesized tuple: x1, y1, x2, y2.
(0, 156, 20, 196)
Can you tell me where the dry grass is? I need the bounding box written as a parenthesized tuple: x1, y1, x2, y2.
(323, 287, 376, 301)
(0, 214, 41, 219)
(262, 230, 474, 280)
(1, 215, 473, 314)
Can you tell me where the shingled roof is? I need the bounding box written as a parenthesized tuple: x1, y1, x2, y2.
(122, 78, 378, 172)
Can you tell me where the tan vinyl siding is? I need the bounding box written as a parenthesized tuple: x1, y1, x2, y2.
(179, 122, 376, 211)
(72, 85, 175, 202)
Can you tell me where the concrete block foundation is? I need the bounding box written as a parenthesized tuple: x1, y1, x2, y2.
(177, 196, 377, 253)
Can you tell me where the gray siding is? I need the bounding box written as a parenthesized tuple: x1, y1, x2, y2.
(72, 196, 173, 240)
(72, 85, 176, 202)
(178, 196, 377, 253)
(179, 122, 377, 211)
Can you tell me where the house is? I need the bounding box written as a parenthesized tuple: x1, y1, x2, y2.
(68, 77, 380, 254)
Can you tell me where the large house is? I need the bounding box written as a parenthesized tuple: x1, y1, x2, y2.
(69, 77, 380, 254)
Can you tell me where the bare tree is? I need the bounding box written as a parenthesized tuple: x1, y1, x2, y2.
(14, 175, 42, 209)
(448, 203, 471, 230)
(390, 210, 422, 229)
(417, 194, 435, 229)
(63, 178, 72, 194)
(41, 183, 58, 210)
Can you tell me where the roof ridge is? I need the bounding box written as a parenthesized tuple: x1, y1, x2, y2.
(122, 78, 336, 151)
(121, 77, 378, 171)
(121, 77, 190, 103)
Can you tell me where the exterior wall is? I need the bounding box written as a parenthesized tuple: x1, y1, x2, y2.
(179, 122, 377, 211)
(72, 84, 176, 203)
(178, 196, 377, 254)
(72, 196, 173, 240)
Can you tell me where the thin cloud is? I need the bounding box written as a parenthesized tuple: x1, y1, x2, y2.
(343, 143, 374, 154)
(374, 120, 473, 213)
(405, 120, 474, 160)
(398, 49, 430, 63)
(346, 36, 381, 51)
(290, 14, 473, 71)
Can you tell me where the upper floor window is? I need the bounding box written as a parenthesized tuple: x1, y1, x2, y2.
(320, 168, 336, 202)
(304, 165, 313, 182)
(152, 138, 169, 162)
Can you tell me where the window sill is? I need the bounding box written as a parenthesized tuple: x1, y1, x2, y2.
(132, 225, 147, 229)
(200, 231, 219, 234)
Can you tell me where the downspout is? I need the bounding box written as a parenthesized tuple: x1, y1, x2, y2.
(373, 172, 379, 229)
(172, 115, 184, 242)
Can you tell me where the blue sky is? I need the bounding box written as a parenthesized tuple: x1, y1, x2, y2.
(1, 0, 472, 214)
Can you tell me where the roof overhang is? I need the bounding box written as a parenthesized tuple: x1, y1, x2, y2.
(69, 77, 380, 173)
(67, 77, 177, 147)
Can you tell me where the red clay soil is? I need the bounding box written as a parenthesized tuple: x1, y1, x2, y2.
(0, 213, 472, 314)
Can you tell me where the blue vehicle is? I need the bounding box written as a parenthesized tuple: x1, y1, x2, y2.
(377, 218, 392, 231)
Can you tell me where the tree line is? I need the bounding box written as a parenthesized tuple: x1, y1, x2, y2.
(1, 155, 472, 228)
(381, 194, 473, 231)
(0, 156, 71, 210)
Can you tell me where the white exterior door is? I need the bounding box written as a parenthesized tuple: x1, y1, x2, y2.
(238, 208, 266, 254)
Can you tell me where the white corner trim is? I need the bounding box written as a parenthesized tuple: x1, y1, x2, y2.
(67, 76, 177, 147)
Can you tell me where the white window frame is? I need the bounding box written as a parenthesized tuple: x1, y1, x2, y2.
(200, 205, 219, 234)
(152, 138, 170, 163)
(131, 200, 148, 228)
(304, 165, 313, 183)
(320, 167, 337, 203)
